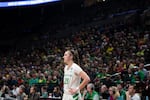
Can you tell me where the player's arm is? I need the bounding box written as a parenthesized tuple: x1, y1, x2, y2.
(78, 71, 90, 90)
(69, 70, 90, 94)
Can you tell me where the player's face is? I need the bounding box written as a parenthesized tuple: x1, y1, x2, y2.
(63, 51, 72, 64)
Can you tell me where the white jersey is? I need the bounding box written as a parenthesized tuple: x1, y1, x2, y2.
(131, 93, 141, 100)
(63, 63, 83, 100)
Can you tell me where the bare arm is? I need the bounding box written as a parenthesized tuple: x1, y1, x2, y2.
(78, 71, 90, 90)
(69, 71, 90, 94)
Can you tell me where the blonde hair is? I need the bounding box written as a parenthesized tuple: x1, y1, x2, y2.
(111, 86, 120, 100)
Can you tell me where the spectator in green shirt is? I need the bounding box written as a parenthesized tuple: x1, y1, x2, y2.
(29, 74, 39, 86)
(126, 68, 136, 84)
(117, 83, 126, 100)
(138, 63, 148, 80)
(82, 83, 99, 100)
(138, 67, 145, 81)
(38, 75, 46, 84)
(41, 86, 48, 98)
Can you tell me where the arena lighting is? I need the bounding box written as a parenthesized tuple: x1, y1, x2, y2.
(0, 0, 61, 8)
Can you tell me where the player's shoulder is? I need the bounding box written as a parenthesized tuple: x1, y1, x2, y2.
(72, 63, 80, 68)
(72, 63, 83, 71)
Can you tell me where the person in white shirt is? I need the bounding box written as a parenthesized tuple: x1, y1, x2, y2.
(11, 85, 18, 97)
(62, 50, 90, 100)
(126, 85, 141, 100)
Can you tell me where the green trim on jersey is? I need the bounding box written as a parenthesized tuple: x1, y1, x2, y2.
(73, 93, 79, 100)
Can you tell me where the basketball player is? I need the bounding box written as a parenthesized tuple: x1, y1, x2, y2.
(63, 50, 90, 100)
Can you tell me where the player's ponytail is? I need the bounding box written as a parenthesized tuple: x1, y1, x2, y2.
(69, 49, 80, 65)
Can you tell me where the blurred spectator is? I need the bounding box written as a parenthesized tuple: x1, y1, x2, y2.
(0, 85, 9, 98)
(125, 68, 136, 84)
(126, 84, 141, 100)
(38, 74, 46, 84)
(139, 63, 148, 78)
(16, 85, 26, 100)
(142, 76, 150, 100)
(52, 86, 62, 97)
(137, 64, 145, 81)
(11, 85, 18, 97)
(100, 85, 109, 99)
(28, 86, 40, 100)
(41, 86, 48, 98)
(29, 74, 39, 86)
(117, 83, 126, 100)
(103, 76, 115, 88)
(11, 76, 18, 86)
(108, 86, 120, 100)
(48, 75, 59, 93)
(82, 83, 99, 100)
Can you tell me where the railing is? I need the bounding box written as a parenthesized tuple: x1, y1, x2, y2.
(40, 97, 61, 100)
(0, 95, 62, 100)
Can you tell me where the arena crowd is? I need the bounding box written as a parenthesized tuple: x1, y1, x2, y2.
(0, 0, 150, 99)
(0, 21, 149, 100)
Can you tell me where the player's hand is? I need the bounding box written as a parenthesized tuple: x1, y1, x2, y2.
(69, 88, 78, 94)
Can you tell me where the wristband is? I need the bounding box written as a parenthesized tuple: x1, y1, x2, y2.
(76, 87, 80, 91)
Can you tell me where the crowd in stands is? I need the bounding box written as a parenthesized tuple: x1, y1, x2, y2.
(0, 21, 149, 99)
(0, 0, 150, 100)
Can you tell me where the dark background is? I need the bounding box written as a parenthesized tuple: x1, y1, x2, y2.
(0, 0, 33, 2)
(0, 0, 149, 53)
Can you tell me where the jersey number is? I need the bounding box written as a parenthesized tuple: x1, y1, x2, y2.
(64, 78, 70, 84)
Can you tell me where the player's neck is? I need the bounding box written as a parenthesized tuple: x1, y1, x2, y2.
(67, 61, 74, 68)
